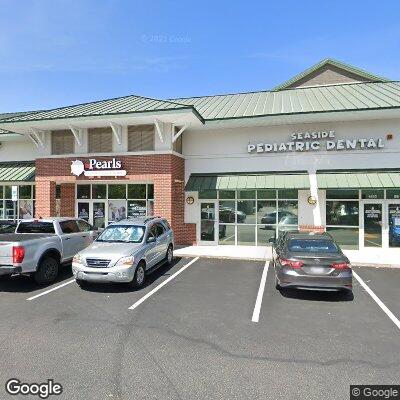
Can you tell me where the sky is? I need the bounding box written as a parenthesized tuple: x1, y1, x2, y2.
(0, 0, 400, 112)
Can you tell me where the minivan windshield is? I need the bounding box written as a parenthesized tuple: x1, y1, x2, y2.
(288, 239, 339, 253)
(96, 225, 145, 243)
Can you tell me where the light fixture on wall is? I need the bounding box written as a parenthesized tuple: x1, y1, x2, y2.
(186, 196, 195, 205)
(307, 195, 317, 205)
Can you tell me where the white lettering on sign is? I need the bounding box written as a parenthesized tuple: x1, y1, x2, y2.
(248, 130, 385, 154)
(71, 158, 126, 177)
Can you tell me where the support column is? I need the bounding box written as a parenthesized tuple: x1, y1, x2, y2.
(153, 155, 196, 245)
(35, 180, 56, 218)
(60, 183, 75, 217)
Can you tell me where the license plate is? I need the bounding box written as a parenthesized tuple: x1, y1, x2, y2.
(309, 267, 326, 274)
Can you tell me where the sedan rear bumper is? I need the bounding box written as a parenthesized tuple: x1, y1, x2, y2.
(276, 268, 352, 291)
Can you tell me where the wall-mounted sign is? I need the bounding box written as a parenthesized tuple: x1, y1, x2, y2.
(247, 130, 385, 154)
(11, 186, 18, 202)
(186, 196, 195, 205)
(307, 196, 317, 205)
(71, 158, 127, 177)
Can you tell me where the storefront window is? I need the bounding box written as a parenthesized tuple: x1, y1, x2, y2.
(277, 200, 298, 227)
(237, 200, 256, 224)
(128, 184, 146, 199)
(387, 189, 400, 200)
(219, 190, 235, 199)
(218, 224, 235, 245)
(326, 201, 359, 226)
(19, 185, 32, 199)
(108, 200, 127, 222)
(326, 227, 359, 250)
(77, 185, 90, 199)
(278, 189, 298, 199)
(147, 200, 154, 216)
(4, 186, 11, 199)
(19, 200, 34, 219)
(147, 184, 154, 199)
(326, 189, 359, 199)
(257, 225, 276, 246)
(361, 189, 384, 200)
(127, 200, 147, 217)
(199, 190, 217, 199)
(108, 184, 126, 199)
(92, 184, 107, 199)
(219, 201, 236, 223)
(0, 186, 3, 198)
(5, 200, 14, 219)
(237, 225, 255, 245)
(257, 189, 276, 199)
(238, 190, 256, 199)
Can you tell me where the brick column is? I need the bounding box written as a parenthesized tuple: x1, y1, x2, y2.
(60, 183, 75, 217)
(35, 180, 56, 218)
(154, 156, 196, 245)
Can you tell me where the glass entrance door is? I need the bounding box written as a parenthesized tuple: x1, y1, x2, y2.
(77, 201, 90, 222)
(93, 201, 106, 229)
(388, 202, 400, 248)
(363, 202, 383, 247)
(199, 201, 217, 244)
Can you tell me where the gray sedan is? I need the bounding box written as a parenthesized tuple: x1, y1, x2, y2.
(270, 231, 352, 292)
(72, 216, 174, 289)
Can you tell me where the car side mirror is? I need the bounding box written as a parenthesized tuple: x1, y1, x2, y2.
(147, 236, 156, 243)
(268, 237, 276, 244)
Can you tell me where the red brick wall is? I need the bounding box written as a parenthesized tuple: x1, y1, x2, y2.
(35, 180, 56, 218)
(35, 154, 196, 245)
(60, 183, 75, 217)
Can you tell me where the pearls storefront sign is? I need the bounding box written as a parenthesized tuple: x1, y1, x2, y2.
(247, 130, 385, 154)
(71, 158, 127, 177)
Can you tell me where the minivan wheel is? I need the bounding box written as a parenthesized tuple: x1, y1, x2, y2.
(34, 256, 59, 285)
(166, 244, 173, 265)
(128, 262, 146, 289)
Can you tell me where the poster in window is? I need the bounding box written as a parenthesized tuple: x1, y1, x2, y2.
(128, 201, 146, 218)
(108, 200, 126, 223)
(19, 200, 34, 219)
(77, 202, 90, 221)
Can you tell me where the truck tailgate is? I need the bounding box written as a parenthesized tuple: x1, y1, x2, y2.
(0, 241, 14, 265)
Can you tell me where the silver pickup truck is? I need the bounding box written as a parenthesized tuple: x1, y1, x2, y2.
(0, 218, 97, 284)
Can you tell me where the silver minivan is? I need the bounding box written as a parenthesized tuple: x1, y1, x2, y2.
(72, 217, 174, 289)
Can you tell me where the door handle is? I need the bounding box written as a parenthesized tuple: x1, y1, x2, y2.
(82, 235, 87, 238)
(65, 238, 71, 241)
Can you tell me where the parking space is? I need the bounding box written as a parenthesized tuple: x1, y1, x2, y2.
(0, 258, 399, 399)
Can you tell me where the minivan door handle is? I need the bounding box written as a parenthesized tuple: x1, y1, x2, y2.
(64, 237, 71, 241)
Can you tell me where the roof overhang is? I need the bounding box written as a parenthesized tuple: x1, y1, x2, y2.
(200, 107, 400, 130)
(0, 108, 204, 135)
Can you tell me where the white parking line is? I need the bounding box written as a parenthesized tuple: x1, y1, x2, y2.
(27, 279, 76, 301)
(129, 257, 199, 311)
(353, 271, 400, 331)
(251, 260, 270, 323)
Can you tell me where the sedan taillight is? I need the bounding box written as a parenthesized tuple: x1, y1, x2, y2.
(12, 246, 25, 264)
(331, 262, 351, 270)
(280, 258, 304, 268)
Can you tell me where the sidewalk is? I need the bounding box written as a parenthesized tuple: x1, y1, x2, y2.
(175, 245, 400, 268)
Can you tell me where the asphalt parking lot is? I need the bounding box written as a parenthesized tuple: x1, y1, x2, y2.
(0, 258, 399, 400)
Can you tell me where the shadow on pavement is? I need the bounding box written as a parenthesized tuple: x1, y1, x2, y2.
(0, 264, 73, 293)
(78, 257, 183, 293)
(279, 287, 354, 302)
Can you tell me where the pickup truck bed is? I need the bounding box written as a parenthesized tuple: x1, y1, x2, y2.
(0, 233, 54, 241)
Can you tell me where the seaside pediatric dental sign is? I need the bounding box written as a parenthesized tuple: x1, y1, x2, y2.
(247, 130, 385, 153)
(71, 158, 127, 177)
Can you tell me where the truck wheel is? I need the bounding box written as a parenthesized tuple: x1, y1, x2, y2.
(34, 256, 59, 285)
(128, 261, 146, 289)
(0, 274, 12, 281)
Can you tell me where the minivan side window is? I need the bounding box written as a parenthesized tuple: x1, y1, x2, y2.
(60, 220, 80, 234)
(162, 219, 171, 231)
(155, 223, 165, 237)
(147, 225, 157, 242)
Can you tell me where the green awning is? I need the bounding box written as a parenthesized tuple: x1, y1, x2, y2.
(0, 162, 35, 182)
(185, 174, 310, 191)
(317, 172, 400, 188)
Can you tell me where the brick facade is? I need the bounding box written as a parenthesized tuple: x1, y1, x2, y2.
(35, 154, 196, 245)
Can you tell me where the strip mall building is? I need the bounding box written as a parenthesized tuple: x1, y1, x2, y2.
(1, 59, 400, 254)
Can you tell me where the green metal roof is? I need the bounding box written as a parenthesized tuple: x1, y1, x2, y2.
(2, 95, 202, 123)
(186, 174, 310, 191)
(317, 172, 400, 188)
(172, 81, 400, 121)
(272, 59, 388, 91)
(0, 111, 38, 134)
(0, 162, 35, 182)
